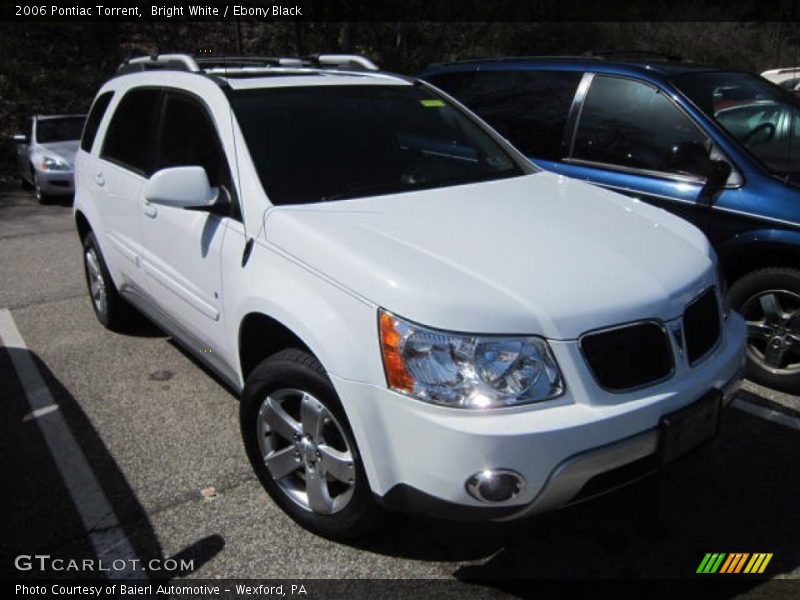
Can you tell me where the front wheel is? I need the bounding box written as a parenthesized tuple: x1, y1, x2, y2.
(33, 171, 48, 204)
(240, 349, 382, 539)
(728, 267, 800, 394)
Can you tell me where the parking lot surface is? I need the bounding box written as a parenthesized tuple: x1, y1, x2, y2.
(1, 189, 799, 595)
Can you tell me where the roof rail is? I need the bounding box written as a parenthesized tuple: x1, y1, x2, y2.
(116, 53, 380, 79)
(313, 54, 379, 71)
(195, 56, 309, 69)
(585, 50, 683, 62)
(118, 53, 200, 74)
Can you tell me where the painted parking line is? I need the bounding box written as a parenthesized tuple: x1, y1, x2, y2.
(731, 397, 800, 432)
(0, 308, 147, 580)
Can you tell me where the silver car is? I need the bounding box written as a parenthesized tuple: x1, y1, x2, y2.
(14, 114, 85, 202)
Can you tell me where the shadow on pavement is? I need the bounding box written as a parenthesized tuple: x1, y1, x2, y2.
(0, 346, 224, 580)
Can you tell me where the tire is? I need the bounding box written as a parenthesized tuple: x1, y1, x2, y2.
(82, 232, 135, 331)
(728, 267, 800, 394)
(33, 171, 48, 204)
(240, 348, 383, 539)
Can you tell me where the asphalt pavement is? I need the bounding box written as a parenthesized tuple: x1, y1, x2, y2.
(1, 188, 798, 597)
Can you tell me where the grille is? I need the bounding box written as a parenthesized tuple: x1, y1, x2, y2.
(684, 288, 721, 365)
(581, 322, 673, 392)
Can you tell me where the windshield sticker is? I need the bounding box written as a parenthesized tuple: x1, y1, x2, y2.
(420, 99, 446, 108)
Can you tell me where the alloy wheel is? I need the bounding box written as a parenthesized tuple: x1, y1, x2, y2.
(741, 289, 800, 374)
(257, 388, 356, 514)
(85, 247, 108, 317)
(34, 173, 43, 202)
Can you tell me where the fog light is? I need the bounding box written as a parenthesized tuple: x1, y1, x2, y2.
(466, 469, 525, 503)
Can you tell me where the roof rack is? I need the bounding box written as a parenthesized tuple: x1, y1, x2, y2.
(584, 50, 683, 62)
(116, 53, 379, 76)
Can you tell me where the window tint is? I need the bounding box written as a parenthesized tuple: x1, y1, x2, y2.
(458, 70, 582, 160)
(230, 85, 523, 206)
(426, 70, 476, 99)
(573, 76, 709, 176)
(101, 88, 162, 175)
(156, 92, 231, 190)
(674, 71, 800, 177)
(81, 92, 114, 152)
(36, 116, 85, 144)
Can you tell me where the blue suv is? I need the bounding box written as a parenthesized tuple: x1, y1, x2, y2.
(420, 54, 800, 394)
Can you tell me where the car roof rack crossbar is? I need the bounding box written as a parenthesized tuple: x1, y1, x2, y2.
(585, 50, 683, 62)
(199, 54, 379, 73)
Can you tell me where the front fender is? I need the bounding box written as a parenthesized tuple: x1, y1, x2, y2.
(718, 228, 800, 266)
(227, 236, 385, 388)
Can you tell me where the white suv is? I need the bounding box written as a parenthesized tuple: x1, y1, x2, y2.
(74, 54, 746, 539)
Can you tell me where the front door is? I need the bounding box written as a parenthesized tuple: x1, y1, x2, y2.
(139, 90, 236, 357)
(546, 74, 734, 233)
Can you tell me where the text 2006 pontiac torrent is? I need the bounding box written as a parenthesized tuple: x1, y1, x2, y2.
(73, 54, 746, 538)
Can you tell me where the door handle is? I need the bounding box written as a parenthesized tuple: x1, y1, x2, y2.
(142, 200, 157, 218)
(94, 173, 105, 187)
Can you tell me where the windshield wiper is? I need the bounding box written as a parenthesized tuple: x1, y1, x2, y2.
(320, 182, 411, 202)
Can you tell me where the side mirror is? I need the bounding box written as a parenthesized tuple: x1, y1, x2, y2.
(668, 141, 712, 177)
(669, 142, 731, 204)
(144, 166, 219, 210)
(701, 159, 732, 200)
(12, 133, 28, 144)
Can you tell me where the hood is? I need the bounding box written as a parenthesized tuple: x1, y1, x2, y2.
(35, 141, 80, 168)
(264, 172, 717, 339)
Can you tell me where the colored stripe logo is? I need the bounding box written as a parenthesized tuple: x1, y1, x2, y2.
(697, 553, 773, 574)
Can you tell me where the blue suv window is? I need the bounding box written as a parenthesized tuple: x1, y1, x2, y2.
(459, 70, 582, 161)
(573, 76, 709, 177)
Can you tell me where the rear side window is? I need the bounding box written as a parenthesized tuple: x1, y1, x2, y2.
(156, 92, 231, 189)
(101, 88, 162, 175)
(573, 76, 709, 175)
(81, 92, 114, 153)
(460, 70, 582, 160)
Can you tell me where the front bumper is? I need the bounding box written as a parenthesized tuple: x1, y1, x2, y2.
(332, 313, 746, 520)
(36, 168, 74, 195)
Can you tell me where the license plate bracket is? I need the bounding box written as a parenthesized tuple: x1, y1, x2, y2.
(659, 390, 721, 465)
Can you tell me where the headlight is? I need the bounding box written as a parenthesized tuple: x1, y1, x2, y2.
(378, 310, 564, 408)
(41, 156, 70, 171)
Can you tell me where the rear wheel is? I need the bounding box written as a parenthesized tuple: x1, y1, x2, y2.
(729, 267, 800, 394)
(241, 349, 382, 539)
(82, 232, 135, 331)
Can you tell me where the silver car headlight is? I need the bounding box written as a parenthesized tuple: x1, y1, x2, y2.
(379, 309, 564, 408)
(41, 156, 70, 171)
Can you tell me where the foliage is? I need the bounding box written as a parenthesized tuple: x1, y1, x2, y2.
(2, 21, 799, 186)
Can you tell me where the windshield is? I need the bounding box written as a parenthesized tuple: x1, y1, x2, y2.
(673, 72, 800, 179)
(230, 84, 525, 205)
(35, 116, 85, 144)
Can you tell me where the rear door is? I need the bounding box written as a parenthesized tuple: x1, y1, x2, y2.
(95, 87, 162, 296)
(445, 68, 583, 170)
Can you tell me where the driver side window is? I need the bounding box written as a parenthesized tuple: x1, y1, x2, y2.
(156, 91, 240, 219)
(572, 75, 710, 178)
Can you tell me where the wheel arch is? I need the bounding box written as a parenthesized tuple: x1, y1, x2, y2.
(75, 210, 92, 242)
(718, 229, 800, 283)
(238, 312, 316, 382)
